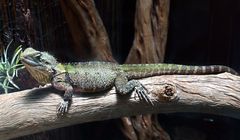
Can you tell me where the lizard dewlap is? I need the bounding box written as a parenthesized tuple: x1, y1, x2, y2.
(20, 47, 238, 115)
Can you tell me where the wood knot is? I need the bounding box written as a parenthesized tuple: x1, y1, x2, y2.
(153, 83, 178, 102)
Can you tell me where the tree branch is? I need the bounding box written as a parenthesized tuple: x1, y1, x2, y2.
(1, 73, 240, 139)
(59, 0, 114, 61)
(123, 0, 170, 139)
(125, 0, 170, 63)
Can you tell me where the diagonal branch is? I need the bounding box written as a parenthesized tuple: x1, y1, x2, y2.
(60, 0, 114, 61)
(1, 73, 240, 140)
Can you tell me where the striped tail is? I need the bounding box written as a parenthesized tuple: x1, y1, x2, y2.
(119, 63, 238, 79)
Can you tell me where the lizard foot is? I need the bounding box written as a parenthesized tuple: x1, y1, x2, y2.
(57, 100, 69, 115)
(135, 86, 154, 105)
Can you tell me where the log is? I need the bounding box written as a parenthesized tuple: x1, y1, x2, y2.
(1, 73, 240, 140)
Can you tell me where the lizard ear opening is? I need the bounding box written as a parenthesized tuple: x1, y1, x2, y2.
(41, 52, 58, 66)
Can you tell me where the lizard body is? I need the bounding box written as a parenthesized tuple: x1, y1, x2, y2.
(20, 48, 238, 114)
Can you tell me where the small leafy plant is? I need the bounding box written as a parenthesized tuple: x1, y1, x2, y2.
(0, 40, 24, 93)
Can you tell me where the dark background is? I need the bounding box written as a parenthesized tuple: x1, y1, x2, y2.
(2, 0, 240, 139)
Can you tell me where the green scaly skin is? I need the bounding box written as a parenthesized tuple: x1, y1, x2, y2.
(20, 48, 238, 115)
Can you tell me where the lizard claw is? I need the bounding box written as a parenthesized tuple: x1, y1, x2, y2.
(57, 100, 69, 115)
(135, 86, 154, 105)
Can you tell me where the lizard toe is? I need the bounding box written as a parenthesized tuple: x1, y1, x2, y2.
(57, 100, 69, 115)
(135, 86, 154, 105)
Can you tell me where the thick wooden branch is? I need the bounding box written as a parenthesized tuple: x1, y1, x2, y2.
(123, 1, 170, 139)
(125, 0, 170, 63)
(1, 73, 240, 140)
(60, 0, 114, 61)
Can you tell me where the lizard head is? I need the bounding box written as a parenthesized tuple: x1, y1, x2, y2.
(20, 48, 58, 85)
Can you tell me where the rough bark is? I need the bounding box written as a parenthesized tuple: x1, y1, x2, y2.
(0, 0, 33, 47)
(125, 0, 170, 63)
(59, 0, 114, 61)
(124, 0, 170, 139)
(1, 73, 240, 140)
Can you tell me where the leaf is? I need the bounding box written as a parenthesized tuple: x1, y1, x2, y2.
(3, 39, 12, 63)
(0, 41, 23, 93)
(11, 45, 22, 65)
(8, 78, 19, 89)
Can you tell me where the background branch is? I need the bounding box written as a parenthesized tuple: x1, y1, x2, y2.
(60, 0, 113, 61)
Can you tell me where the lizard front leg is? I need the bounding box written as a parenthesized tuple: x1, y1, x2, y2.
(52, 74, 73, 115)
(114, 73, 153, 105)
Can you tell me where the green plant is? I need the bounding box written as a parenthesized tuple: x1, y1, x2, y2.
(0, 40, 24, 93)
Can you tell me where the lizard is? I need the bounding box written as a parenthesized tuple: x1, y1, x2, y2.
(20, 47, 238, 115)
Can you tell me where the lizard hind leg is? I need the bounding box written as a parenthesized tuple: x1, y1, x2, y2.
(115, 73, 153, 105)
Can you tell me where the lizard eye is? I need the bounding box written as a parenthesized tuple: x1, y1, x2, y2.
(34, 53, 42, 60)
(41, 59, 51, 65)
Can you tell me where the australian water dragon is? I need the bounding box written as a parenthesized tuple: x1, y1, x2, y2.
(20, 48, 238, 115)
